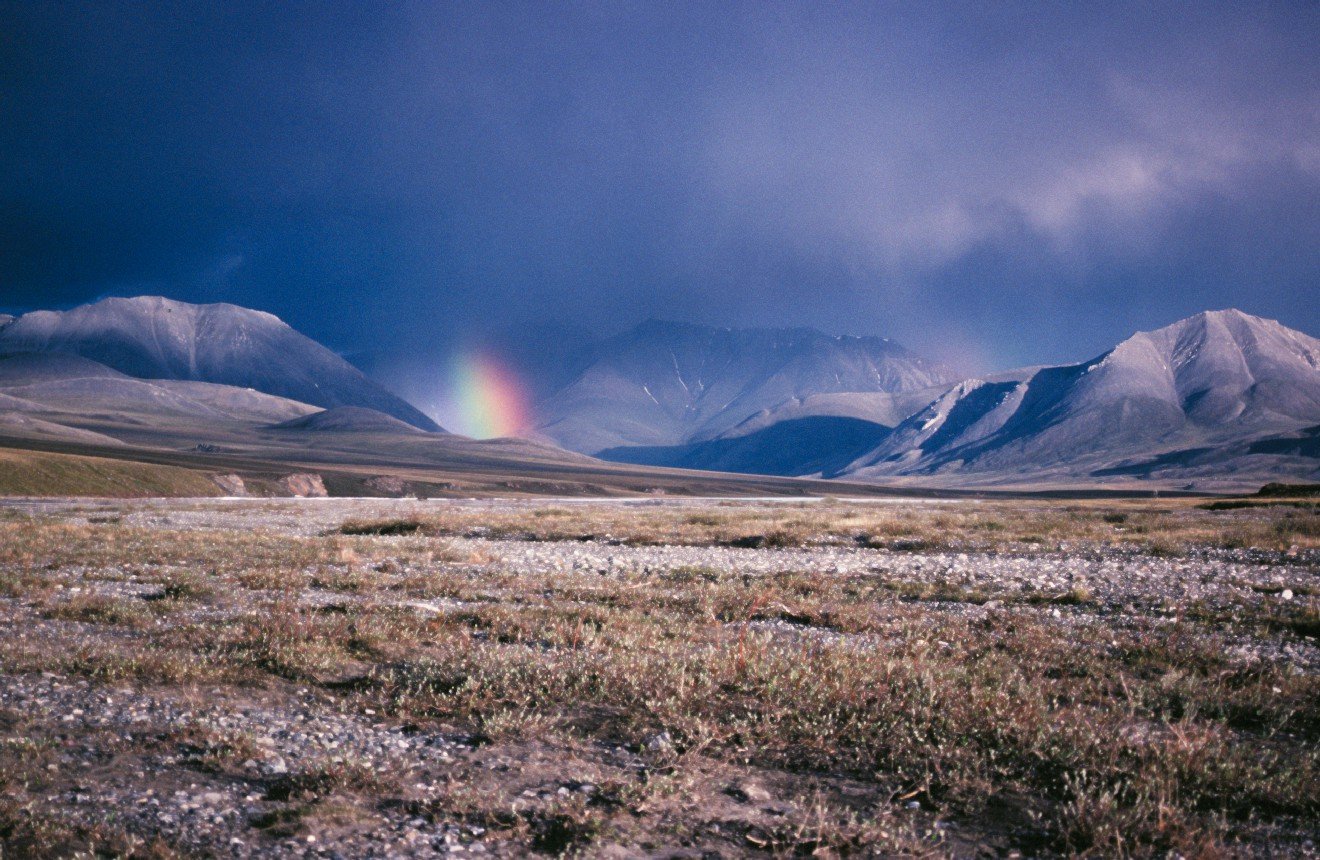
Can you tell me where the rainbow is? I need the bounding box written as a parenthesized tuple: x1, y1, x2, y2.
(450, 352, 530, 439)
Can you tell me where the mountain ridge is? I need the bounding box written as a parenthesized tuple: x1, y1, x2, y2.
(590, 309, 1320, 488)
(0, 297, 1314, 491)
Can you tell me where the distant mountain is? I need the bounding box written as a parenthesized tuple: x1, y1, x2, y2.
(0, 296, 441, 431)
(841, 310, 1320, 486)
(4, 297, 1312, 491)
(531, 319, 960, 454)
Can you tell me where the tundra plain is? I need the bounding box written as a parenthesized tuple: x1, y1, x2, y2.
(0, 496, 1317, 858)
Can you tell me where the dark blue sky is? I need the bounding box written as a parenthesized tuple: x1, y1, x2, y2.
(3, 2, 1317, 396)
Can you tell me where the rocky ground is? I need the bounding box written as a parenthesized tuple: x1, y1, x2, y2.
(0, 497, 1316, 857)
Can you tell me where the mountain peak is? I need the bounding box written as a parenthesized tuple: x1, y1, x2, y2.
(1094, 308, 1318, 381)
(1145, 307, 1286, 339)
(624, 318, 909, 355)
(80, 295, 289, 328)
(0, 295, 441, 431)
(631, 318, 714, 336)
(1192, 307, 1253, 320)
(630, 318, 824, 339)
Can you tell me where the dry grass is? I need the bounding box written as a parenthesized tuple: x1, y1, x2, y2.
(0, 500, 1317, 855)
(355, 605, 1317, 847)
(0, 710, 177, 858)
(0, 447, 222, 498)
(336, 499, 1320, 555)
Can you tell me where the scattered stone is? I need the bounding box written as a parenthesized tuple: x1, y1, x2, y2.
(643, 731, 674, 753)
(279, 473, 328, 498)
(726, 781, 772, 804)
(211, 474, 248, 496)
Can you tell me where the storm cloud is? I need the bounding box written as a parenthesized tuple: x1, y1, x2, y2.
(3, 1, 1317, 393)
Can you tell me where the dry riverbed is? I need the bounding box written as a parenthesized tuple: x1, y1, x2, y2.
(0, 497, 1316, 857)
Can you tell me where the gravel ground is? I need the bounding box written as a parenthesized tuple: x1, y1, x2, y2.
(0, 497, 1316, 857)
(0, 673, 477, 858)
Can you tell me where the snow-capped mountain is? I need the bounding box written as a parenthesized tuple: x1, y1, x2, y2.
(0, 296, 441, 431)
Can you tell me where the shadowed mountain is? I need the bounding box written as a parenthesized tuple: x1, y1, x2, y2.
(0, 352, 318, 429)
(531, 319, 959, 454)
(842, 309, 1320, 486)
(0, 351, 130, 385)
(710, 389, 947, 439)
(598, 416, 893, 477)
(271, 406, 426, 434)
(1247, 424, 1320, 458)
(0, 296, 441, 431)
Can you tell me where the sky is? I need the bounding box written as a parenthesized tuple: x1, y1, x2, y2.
(2, 1, 1318, 423)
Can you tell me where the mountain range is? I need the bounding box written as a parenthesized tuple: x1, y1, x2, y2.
(0, 295, 1316, 493)
(587, 310, 1320, 489)
(0, 297, 878, 498)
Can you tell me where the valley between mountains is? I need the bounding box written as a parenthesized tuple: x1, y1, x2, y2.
(0, 296, 1316, 496)
(1, 301, 1316, 858)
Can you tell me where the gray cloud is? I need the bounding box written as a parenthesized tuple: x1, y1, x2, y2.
(1, 1, 1316, 387)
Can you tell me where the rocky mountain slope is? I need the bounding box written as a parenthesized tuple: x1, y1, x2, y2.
(0, 296, 441, 431)
(531, 320, 959, 454)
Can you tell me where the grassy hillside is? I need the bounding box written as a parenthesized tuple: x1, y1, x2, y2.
(0, 448, 221, 497)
